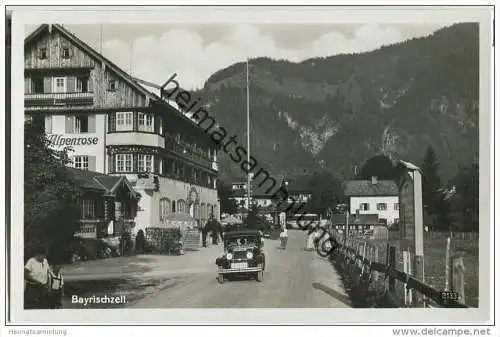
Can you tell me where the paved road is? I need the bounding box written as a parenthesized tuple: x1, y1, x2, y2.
(129, 231, 351, 308)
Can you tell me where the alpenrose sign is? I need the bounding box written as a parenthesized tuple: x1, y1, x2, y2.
(48, 134, 99, 146)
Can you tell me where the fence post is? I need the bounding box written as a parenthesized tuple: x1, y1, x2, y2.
(403, 250, 413, 307)
(388, 246, 396, 292)
(412, 255, 425, 307)
(445, 237, 451, 291)
(451, 253, 466, 305)
(361, 241, 367, 274)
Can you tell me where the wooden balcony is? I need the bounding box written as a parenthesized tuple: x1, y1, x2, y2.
(164, 137, 214, 169)
(25, 92, 94, 108)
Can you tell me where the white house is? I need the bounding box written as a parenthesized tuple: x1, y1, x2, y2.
(343, 176, 399, 225)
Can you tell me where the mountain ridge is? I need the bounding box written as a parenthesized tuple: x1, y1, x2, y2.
(193, 23, 479, 183)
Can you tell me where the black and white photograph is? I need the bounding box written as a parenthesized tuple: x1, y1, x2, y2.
(4, 3, 496, 331)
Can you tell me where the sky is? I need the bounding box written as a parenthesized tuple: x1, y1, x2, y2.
(26, 23, 448, 90)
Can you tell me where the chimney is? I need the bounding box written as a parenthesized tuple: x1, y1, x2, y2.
(371, 176, 378, 185)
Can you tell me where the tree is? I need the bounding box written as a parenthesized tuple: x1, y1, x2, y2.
(308, 172, 345, 216)
(421, 146, 453, 231)
(24, 118, 83, 263)
(451, 164, 479, 232)
(421, 146, 442, 215)
(217, 180, 238, 215)
(358, 155, 396, 181)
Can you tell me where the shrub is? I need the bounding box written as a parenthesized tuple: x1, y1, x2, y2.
(145, 227, 182, 255)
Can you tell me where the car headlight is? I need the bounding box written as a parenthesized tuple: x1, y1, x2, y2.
(246, 251, 253, 259)
(226, 253, 233, 260)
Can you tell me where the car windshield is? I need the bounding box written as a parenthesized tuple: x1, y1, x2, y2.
(226, 235, 259, 248)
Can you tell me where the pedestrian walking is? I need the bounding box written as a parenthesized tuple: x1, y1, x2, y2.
(24, 247, 50, 309)
(48, 264, 64, 309)
(279, 227, 288, 249)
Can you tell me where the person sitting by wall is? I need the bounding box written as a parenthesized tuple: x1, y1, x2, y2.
(24, 246, 50, 309)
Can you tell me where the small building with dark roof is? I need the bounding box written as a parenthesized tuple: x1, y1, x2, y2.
(330, 212, 382, 233)
(67, 167, 140, 238)
(343, 176, 399, 226)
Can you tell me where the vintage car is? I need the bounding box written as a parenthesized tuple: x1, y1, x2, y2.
(215, 230, 265, 283)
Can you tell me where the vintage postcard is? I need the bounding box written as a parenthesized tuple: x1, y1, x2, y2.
(4, 3, 495, 329)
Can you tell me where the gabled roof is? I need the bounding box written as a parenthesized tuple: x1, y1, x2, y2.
(25, 24, 216, 146)
(25, 24, 154, 100)
(343, 179, 398, 197)
(66, 167, 138, 199)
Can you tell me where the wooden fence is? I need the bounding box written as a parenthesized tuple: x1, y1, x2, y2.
(331, 233, 468, 308)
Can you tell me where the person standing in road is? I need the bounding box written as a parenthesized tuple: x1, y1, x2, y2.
(24, 247, 50, 309)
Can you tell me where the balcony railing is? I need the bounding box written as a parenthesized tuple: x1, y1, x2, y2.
(25, 92, 94, 107)
(164, 137, 214, 169)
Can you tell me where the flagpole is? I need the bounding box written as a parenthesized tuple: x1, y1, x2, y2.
(246, 59, 251, 211)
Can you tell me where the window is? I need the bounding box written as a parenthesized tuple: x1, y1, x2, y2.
(159, 198, 171, 222)
(394, 203, 399, 210)
(115, 154, 133, 173)
(74, 156, 89, 170)
(31, 77, 44, 93)
(116, 112, 133, 131)
(171, 201, 176, 213)
(108, 79, 117, 91)
(38, 47, 47, 59)
(66, 115, 95, 133)
(53, 77, 66, 93)
(75, 116, 88, 133)
(138, 112, 153, 132)
(61, 47, 71, 59)
(360, 203, 370, 211)
(138, 154, 153, 173)
(81, 199, 95, 219)
(177, 200, 186, 213)
(377, 203, 387, 211)
(76, 77, 89, 93)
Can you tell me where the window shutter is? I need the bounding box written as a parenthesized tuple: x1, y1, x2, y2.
(108, 112, 116, 132)
(133, 154, 138, 172)
(88, 114, 96, 133)
(108, 154, 114, 173)
(88, 156, 96, 172)
(24, 77, 31, 94)
(44, 116, 52, 134)
(43, 77, 52, 93)
(133, 111, 138, 131)
(87, 77, 93, 92)
(154, 155, 160, 174)
(154, 115, 160, 134)
(67, 76, 76, 93)
(65, 116, 74, 133)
